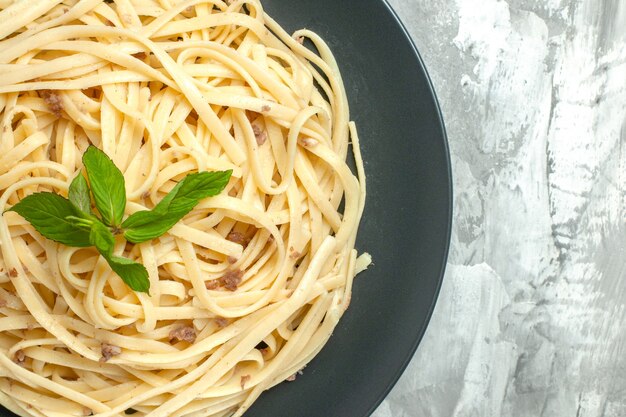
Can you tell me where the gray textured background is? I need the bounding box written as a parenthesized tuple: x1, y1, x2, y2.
(373, 0, 626, 416)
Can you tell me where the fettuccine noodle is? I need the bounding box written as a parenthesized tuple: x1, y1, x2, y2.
(0, 1, 370, 416)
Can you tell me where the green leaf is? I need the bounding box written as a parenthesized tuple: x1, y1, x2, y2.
(89, 220, 115, 256)
(89, 222, 149, 294)
(123, 170, 232, 243)
(123, 211, 183, 244)
(165, 170, 232, 211)
(83, 146, 126, 227)
(120, 180, 184, 230)
(68, 173, 91, 214)
(6, 193, 91, 247)
(105, 255, 150, 294)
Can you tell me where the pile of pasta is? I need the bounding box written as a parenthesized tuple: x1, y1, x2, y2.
(0, 1, 369, 416)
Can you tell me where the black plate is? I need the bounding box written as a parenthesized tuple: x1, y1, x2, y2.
(251, 1, 452, 416)
(0, 1, 451, 416)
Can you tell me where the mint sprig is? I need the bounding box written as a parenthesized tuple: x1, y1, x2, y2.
(5, 146, 232, 294)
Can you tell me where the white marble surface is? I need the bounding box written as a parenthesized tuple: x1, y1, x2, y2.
(373, 0, 626, 416)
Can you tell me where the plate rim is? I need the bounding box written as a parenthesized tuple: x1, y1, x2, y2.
(362, 1, 453, 415)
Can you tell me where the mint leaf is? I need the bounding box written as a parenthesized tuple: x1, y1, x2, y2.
(83, 146, 126, 227)
(164, 170, 232, 211)
(105, 255, 150, 294)
(6, 193, 91, 247)
(69, 173, 91, 214)
(120, 180, 185, 230)
(89, 220, 149, 293)
(123, 211, 183, 244)
(123, 170, 232, 243)
(90, 220, 115, 256)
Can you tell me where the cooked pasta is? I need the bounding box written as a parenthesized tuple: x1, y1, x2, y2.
(0, 1, 370, 416)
